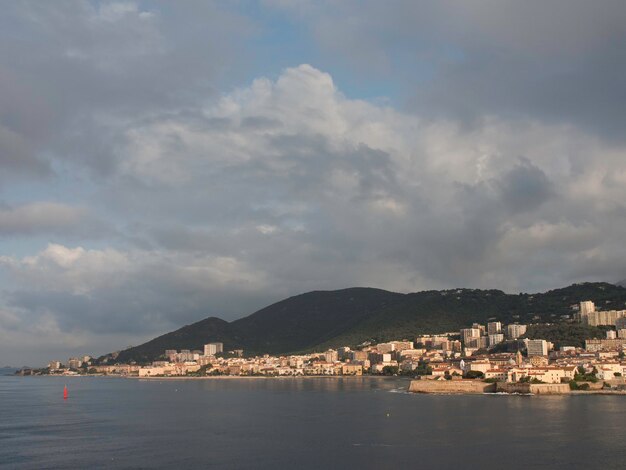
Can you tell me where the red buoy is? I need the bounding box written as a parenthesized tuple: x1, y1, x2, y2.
(63, 385, 68, 400)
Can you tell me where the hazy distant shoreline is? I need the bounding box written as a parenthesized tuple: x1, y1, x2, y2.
(16, 373, 407, 380)
(131, 375, 407, 381)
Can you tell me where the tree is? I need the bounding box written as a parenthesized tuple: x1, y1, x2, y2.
(414, 361, 432, 376)
(465, 370, 484, 379)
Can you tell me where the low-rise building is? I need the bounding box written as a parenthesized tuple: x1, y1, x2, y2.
(484, 369, 507, 381)
(586, 338, 626, 352)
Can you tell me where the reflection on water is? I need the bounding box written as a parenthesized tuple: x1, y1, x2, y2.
(1, 376, 626, 469)
(189, 376, 404, 393)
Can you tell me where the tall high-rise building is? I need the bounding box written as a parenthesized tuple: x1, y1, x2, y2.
(471, 323, 486, 335)
(460, 328, 482, 345)
(580, 308, 626, 326)
(506, 324, 527, 339)
(67, 357, 83, 369)
(487, 322, 502, 335)
(204, 342, 224, 356)
(526, 339, 548, 357)
(324, 350, 338, 363)
(488, 333, 504, 347)
(580, 301, 595, 315)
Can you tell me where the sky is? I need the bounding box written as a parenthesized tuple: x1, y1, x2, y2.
(1, 1, 626, 366)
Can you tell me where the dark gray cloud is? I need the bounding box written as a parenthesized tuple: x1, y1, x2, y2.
(0, 1, 254, 178)
(270, 0, 626, 139)
(496, 159, 555, 214)
(0, 202, 111, 238)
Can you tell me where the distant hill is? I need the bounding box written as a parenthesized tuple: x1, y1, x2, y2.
(618, 279, 626, 288)
(113, 288, 400, 363)
(107, 282, 626, 364)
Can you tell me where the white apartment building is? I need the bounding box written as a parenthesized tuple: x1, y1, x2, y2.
(204, 342, 224, 356)
(578, 300, 626, 326)
(324, 350, 338, 363)
(506, 324, 527, 339)
(461, 328, 482, 345)
(526, 339, 549, 357)
(487, 322, 502, 335)
(580, 300, 595, 315)
(488, 333, 505, 347)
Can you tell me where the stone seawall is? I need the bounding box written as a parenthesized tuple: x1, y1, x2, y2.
(496, 383, 570, 394)
(408, 380, 496, 394)
(408, 380, 571, 395)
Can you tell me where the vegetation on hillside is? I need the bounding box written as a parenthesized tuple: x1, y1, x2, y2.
(522, 324, 610, 349)
(103, 282, 626, 363)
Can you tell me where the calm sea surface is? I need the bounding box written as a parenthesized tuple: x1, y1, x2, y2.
(1, 375, 625, 469)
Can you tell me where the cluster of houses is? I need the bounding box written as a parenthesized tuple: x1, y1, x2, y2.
(35, 301, 626, 386)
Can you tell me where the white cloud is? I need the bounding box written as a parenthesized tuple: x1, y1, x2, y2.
(1, 243, 268, 297)
(0, 202, 89, 235)
(2, 58, 626, 364)
(95, 65, 626, 298)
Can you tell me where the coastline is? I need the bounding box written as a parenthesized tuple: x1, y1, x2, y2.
(19, 373, 408, 381)
(131, 375, 408, 381)
(11, 375, 626, 394)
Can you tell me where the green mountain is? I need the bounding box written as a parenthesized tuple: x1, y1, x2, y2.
(108, 282, 626, 364)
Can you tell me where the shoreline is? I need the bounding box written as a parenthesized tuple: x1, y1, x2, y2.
(407, 379, 626, 396)
(408, 390, 626, 396)
(10, 375, 626, 394)
(131, 375, 408, 381)
(17, 373, 409, 381)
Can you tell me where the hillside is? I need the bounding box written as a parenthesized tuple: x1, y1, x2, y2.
(114, 317, 237, 364)
(107, 282, 626, 363)
(319, 282, 626, 347)
(113, 288, 402, 363)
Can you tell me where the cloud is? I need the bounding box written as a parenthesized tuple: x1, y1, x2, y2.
(0, 202, 96, 236)
(1, 3, 626, 365)
(37, 64, 626, 297)
(3, 63, 626, 366)
(0, 1, 254, 180)
(0, 243, 272, 338)
(266, 0, 626, 140)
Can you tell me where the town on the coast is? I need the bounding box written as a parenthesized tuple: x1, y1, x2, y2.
(23, 300, 626, 394)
